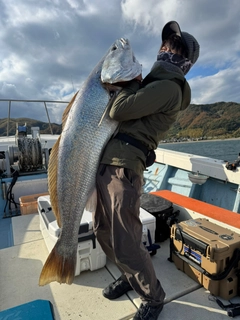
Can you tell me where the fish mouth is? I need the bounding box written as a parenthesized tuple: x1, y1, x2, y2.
(120, 38, 128, 46)
(114, 38, 129, 50)
(119, 38, 136, 62)
(110, 38, 128, 52)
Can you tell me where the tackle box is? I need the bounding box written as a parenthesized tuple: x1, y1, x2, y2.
(20, 192, 49, 215)
(140, 193, 178, 242)
(38, 195, 159, 277)
(170, 218, 240, 299)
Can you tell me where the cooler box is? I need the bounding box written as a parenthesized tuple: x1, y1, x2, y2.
(38, 195, 106, 276)
(139, 207, 160, 255)
(38, 195, 159, 276)
(140, 193, 177, 242)
(171, 218, 240, 299)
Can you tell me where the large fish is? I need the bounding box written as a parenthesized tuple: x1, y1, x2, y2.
(39, 38, 141, 286)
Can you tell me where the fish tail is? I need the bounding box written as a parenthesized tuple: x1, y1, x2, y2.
(39, 244, 76, 286)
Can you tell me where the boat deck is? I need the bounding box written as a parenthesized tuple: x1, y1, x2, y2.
(1, 213, 239, 319)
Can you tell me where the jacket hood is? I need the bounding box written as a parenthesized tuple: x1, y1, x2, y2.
(142, 62, 191, 110)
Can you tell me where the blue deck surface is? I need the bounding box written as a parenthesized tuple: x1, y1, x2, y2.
(0, 300, 55, 319)
(0, 217, 13, 249)
(0, 173, 48, 249)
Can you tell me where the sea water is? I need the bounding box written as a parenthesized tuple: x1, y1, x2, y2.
(159, 139, 240, 162)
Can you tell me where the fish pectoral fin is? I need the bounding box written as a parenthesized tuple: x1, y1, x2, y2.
(98, 83, 120, 127)
(85, 188, 97, 213)
(39, 243, 76, 286)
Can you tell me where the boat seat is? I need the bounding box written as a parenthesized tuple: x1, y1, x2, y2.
(151, 190, 240, 229)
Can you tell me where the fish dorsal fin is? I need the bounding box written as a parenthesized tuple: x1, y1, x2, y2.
(48, 136, 61, 227)
(48, 92, 79, 227)
(62, 91, 78, 129)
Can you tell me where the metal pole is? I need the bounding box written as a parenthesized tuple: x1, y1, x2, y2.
(7, 100, 11, 137)
(44, 102, 53, 135)
(0, 99, 69, 137)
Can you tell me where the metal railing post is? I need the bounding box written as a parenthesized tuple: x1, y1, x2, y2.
(7, 100, 11, 137)
(44, 102, 53, 135)
(0, 99, 69, 136)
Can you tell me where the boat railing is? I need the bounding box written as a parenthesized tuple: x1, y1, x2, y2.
(0, 99, 69, 136)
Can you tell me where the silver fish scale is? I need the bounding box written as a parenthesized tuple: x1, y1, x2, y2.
(56, 60, 119, 255)
(39, 38, 142, 285)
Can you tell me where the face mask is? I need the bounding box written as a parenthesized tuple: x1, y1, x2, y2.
(157, 51, 193, 75)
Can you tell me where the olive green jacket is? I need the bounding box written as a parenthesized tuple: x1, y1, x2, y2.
(101, 64, 191, 176)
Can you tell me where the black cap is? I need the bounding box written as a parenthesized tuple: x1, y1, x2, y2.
(162, 21, 200, 64)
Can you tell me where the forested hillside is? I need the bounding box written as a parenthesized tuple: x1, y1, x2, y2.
(166, 102, 240, 139)
(0, 102, 239, 139)
(0, 118, 62, 136)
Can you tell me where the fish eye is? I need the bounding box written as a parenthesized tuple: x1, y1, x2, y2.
(112, 45, 117, 51)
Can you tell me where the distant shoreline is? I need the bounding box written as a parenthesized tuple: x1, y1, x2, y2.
(159, 137, 240, 145)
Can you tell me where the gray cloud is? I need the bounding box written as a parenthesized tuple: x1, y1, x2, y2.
(0, 0, 240, 125)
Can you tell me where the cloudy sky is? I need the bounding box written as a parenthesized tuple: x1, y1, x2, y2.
(0, 0, 240, 124)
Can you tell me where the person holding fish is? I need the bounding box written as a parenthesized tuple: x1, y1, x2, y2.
(94, 21, 200, 320)
(38, 20, 199, 320)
